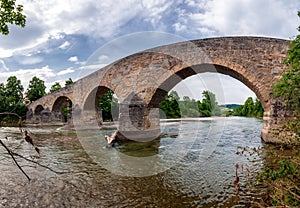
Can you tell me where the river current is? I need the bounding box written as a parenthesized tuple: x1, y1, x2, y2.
(0, 117, 266, 207)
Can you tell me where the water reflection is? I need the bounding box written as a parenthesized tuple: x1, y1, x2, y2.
(0, 117, 265, 207)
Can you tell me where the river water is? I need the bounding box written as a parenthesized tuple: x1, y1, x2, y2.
(0, 117, 266, 207)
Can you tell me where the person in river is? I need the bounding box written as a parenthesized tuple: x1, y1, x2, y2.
(104, 130, 118, 148)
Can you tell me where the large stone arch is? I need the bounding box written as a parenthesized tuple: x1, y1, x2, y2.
(149, 63, 266, 109)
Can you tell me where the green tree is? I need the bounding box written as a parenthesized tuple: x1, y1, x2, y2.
(201, 90, 221, 116)
(0, 76, 27, 122)
(5, 76, 23, 109)
(160, 90, 181, 118)
(232, 97, 264, 118)
(49, 82, 61, 93)
(272, 11, 300, 138)
(65, 78, 73, 86)
(0, 0, 26, 35)
(98, 90, 118, 121)
(27, 76, 46, 102)
(273, 11, 300, 113)
(179, 96, 199, 117)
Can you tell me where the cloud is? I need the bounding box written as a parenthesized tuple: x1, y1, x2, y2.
(0, 60, 9, 72)
(15, 55, 44, 65)
(68, 56, 78, 62)
(179, 0, 300, 38)
(98, 55, 110, 63)
(57, 67, 75, 76)
(0, 65, 56, 90)
(59, 41, 71, 50)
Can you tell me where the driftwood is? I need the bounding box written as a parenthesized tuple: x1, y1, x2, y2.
(0, 139, 31, 181)
(104, 131, 118, 147)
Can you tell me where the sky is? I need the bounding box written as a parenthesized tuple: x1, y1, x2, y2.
(0, 0, 299, 104)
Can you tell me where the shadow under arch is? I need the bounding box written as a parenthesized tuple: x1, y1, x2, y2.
(34, 105, 44, 116)
(83, 86, 119, 124)
(52, 96, 73, 122)
(149, 64, 266, 111)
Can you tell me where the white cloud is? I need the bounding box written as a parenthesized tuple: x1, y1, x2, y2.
(57, 67, 75, 76)
(16, 55, 44, 65)
(59, 41, 71, 49)
(68, 56, 78, 62)
(0, 65, 56, 90)
(0, 60, 9, 72)
(98, 55, 110, 63)
(183, 0, 300, 38)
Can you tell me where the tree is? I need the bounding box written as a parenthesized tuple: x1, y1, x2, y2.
(65, 78, 73, 86)
(160, 90, 181, 118)
(201, 90, 221, 116)
(49, 82, 61, 93)
(0, 0, 26, 35)
(273, 11, 300, 114)
(98, 90, 118, 121)
(232, 97, 264, 118)
(0, 76, 27, 122)
(27, 76, 46, 102)
(5, 76, 24, 109)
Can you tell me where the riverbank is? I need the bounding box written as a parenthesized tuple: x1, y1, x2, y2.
(255, 143, 300, 207)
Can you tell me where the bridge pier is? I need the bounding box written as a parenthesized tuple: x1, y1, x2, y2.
(117, 94, 161, 142)
(261, 99, 297, 143)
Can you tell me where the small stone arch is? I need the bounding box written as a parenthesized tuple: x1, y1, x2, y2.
(34, 105, 44, 115)
(52, 96, 73, 122)
(83, 86, 119, 124)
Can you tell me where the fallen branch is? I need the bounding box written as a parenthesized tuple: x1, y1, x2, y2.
(0, 139, 31, 181)
(11, 151, 69, 175)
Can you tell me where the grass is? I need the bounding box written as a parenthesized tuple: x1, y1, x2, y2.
(256, 144, 300, 207)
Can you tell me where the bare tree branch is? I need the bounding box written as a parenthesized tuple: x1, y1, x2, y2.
(0, 139, 31, 181)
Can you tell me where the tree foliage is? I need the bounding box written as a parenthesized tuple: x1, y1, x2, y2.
(0, 0, 26, 35)
(233, 97, 264, 118)
(160, 90, 181, 118)
(98, 90, 119, 121)
(273, 11, 300, 113)
(49, 82, 62, 93)
(27, 76, 46, 102)
(0, 76, 27, 123)
(272, 11, 300, 139)
(65, 78, 73, 86)
(160, 90, 221, 118)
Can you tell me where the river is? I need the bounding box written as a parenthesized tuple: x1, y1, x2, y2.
(0, 117, 266, 207)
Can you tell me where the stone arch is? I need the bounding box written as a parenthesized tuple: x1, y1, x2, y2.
(83, 86, 119, 123)
(52, 96, 73, 122)
(34, 105, 44, 115)
(149, 64, 266, 110)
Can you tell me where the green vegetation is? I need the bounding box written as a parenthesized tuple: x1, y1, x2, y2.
(65, 78, 73, 86)
(255, 11, 300, 207)
(159, 90, 221, 118)
(0, 0, 26, 35)
(272, 11, 300, 139)
(98, 90, 119, 121)
(49, 82, 62, 93)
(257, 145, 300, 207)
(160, 91, 181, 118)
(26, 76, 46, 102)
(0, 76, 27, 124)
(232, 97, 264, 118)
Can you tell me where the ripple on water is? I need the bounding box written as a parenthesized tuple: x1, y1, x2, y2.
(0, 117, 266, 207)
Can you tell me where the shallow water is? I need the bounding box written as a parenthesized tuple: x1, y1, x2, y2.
(0, 117, 265, 207)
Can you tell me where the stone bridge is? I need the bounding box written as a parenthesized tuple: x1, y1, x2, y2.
(26, 36, 290, 143)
